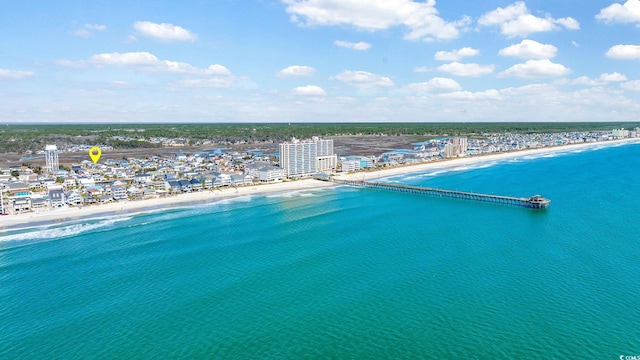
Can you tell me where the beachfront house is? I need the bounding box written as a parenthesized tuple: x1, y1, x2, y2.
(66, 191, 82, 206)
(189, 178, 203, 191)
(177, 180, 192, 192)
(166, 180, 181, 193)
(112, 185, 128, 200)
(31, 197, 50, 211)
(230, 174, 253, 187)
(49, 189, 65, 208)
(258, 166, 285, 183)
(10, 196, 31, 214)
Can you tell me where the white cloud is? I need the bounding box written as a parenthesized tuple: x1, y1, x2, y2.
(479, 1, 579, 37)
(498, 40, 557, 59)
(434, 47, 479, 61)
(404, 77, 462, 93)
(0, 68, 35, 79)
(85, 24, 106, 31)
(168, 78, 235, 89)
(555, 17, 580, 30)
(606, 44, 640, 59)
(621, 80, 640, 91)
(71, 23, 107, 38)
(332, 70, 394, 89)
(478, 1, 528, 26)
(499, 59, 571, 78)
(573, 72, 627, 86)
(437, 89, 501, 100)
(596, 0, 640, 25)
(283, 0, 466, 41)
(293, 85, 327, 96)
(278, 65, 317, 78)
(413, 66, 431, 73)
(54, 59, 88, 68)
(133, 21, 197, 41)
(334, 40, 371, 50)
(600, 72, 627, 82)
(437, 62, 495, 77)
(88, 52, 230, 75)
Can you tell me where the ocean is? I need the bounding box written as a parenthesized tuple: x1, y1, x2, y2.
(1, 142, 639, 359)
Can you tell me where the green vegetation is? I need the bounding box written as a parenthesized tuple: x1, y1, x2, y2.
(1, 122, 638, 153)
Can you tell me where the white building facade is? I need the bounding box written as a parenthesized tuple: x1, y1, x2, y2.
(279, 137, 337, 178)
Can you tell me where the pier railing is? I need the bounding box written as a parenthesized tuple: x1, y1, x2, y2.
(319, 177, 550, 209)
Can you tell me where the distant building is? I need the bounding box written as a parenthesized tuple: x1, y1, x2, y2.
(340, 159, 361, 173)
(443, 137, 468, 158)
(279, 136, 337, 178)
(612, 128, 629, 138)
(45, 145, 59, 174)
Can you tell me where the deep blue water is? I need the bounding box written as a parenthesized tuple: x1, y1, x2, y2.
(1, 143, 639, 359)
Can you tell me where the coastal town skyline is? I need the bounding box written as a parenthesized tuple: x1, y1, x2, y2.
(2, 1, 640, 123)
(2, 127, 638, 219)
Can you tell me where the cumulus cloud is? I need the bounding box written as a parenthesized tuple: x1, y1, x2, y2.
(479, 1, 579, 37)
(283, 0, 468, 41)
(0, 68, 35, 79)
(293, 85, 327, 96)
(404, 77, 462, 93)
(134, 21, 197, 41)
(606, 44, 640, 59)
(499, 39, 558, 59)
(71, 23, 107, 38)
(600, 72, 627, 82)
(88, 52, 230, 75)
(596, 0, 640, 25)
(434, 47, 479, 61)
(332, 70, 394, 89)
(334, 40, 371, 50)
(573, 72, 627, 86)
(278, 65, 317, 78)
(621, 80, 640, 91)
(499, 59, 571, 78)
(437, 62, 495, 77)
(437, 89, 501, 100)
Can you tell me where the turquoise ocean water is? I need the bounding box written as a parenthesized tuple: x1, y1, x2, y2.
(1, 142, 640, 359)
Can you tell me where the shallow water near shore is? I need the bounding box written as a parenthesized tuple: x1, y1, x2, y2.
(1, 143, 639, 358)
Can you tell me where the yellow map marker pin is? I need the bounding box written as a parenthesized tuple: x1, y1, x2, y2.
(89, 147, 102, 163)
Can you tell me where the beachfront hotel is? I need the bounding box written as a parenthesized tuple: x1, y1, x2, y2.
(443, 137, 468, 158)
(279, 136, 337, 178)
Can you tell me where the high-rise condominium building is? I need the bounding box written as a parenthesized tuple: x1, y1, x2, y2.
(279, 136, 337, 178)
(443, 137, 468, 158)
(45, 145, 59, 174)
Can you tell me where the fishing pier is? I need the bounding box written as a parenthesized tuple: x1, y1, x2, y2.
(318, 177, 550, 209)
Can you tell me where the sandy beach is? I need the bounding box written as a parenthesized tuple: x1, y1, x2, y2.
(2, 137, 639, 230)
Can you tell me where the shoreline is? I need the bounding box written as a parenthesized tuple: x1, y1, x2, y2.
(334, 137, 640, 181)
(2, 137, 639, 231)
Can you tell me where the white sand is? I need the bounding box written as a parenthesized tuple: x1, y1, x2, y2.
(1, 179, 337, 229)
(334, 138, 640, 181)
(2, 137, 639, 230)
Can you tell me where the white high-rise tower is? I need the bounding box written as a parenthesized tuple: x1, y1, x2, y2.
(45, 145, 59, 174)
(279, 137, 337, 178)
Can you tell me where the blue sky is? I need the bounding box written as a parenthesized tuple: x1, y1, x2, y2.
(1, 0, 640, 123)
